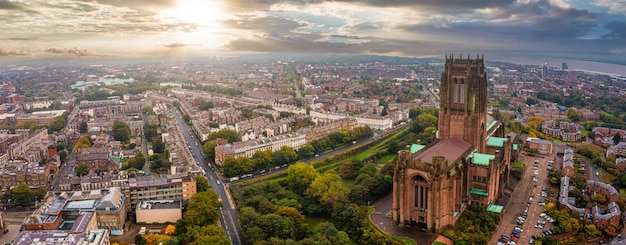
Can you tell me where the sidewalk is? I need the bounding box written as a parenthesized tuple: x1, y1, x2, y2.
(369, 194, 440, 245)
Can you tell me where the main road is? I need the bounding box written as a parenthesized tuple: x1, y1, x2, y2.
(171, 108, 245, 245)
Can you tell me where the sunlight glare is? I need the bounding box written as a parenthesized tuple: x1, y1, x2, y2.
(162, 0, 224, 26)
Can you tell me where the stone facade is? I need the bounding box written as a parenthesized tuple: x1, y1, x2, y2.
(392, 55, 512, 232)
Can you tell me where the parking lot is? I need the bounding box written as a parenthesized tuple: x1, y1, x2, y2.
(491, 153, 557, 244)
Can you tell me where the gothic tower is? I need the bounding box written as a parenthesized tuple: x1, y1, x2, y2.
(438, 54, 488, 153)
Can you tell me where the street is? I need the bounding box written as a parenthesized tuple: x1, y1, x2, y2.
(171, 108, 245, 245)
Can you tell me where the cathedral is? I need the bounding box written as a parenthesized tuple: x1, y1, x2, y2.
(392, 54, 513, 232)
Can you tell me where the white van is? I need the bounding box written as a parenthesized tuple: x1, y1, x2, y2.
(138, 227, 147, 235)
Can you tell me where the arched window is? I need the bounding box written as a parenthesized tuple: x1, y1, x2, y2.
(413, 175, 428, 209)
(460, 79, 465, 103)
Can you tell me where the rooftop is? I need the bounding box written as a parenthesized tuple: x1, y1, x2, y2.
(412, 137, 472, 164)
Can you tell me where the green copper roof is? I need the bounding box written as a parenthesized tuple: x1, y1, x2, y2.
(487, 204, 504, 213)
(469, 188, 488, 196)
(513, 144, 519, 151)
(410, 144, 426, 154)
(472, 153, 495, 166)
(486, 136, 508, 148)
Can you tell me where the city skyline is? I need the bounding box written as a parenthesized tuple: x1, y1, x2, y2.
(1, 0, 626, 66)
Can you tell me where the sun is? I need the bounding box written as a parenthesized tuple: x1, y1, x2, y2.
(161, 0, 224, 27)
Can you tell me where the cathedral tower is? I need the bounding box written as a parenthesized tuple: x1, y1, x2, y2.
(438, 54, 488, 153)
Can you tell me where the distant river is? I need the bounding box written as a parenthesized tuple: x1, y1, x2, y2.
(489, 54, 626, 76)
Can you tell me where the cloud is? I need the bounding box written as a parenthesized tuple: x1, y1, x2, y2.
(6, 37, 37, 41)
(163, 43, 186, 48)
(74, 0, 177, 12)
(594, 0, 626, 15)
(0, 48, 32, 56)
(0, 1, 39, 13)
(603, 21, 626, 39)
(44, 47, 99, 56)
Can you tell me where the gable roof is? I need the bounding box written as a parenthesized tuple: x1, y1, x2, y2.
(412, 137, 472, 164)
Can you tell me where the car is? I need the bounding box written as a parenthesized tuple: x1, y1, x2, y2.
(260, 170, 266, 174)
(216, 180, 221, 185)
(529, 238, 534, 244)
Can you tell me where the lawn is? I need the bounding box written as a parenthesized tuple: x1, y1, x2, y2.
(378, 154, 397, 165)
(511, 162, 524, 169)
(620, 188, 626, 196)
(575, 144, 606, 155)
(599, 172, 617, 184)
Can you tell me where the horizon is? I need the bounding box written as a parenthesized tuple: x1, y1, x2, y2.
(1, 0, 626, 68)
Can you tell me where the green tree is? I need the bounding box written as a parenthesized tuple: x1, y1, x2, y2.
(113, 120, 131, 143)
(12, 183, 35, 206)
(75, 163, 89, 176)
(296, 144, 315, 159)
(196, 176, 210, 193)
(286, 162, 319, 196)
(48, 116, 66, 133)
(152, 138, 165, 153)
(203, 141, 217, 162)
(79, 121, 88, 133)
(614, 133, 622, 145)
(144, 122, 158, 142)
(186, 225, 230, 245)
(417, 113, 437, 129)
(206, 129, 238, 143)
(184, 191, 221, 226)
(222, 157, 253, 177)
(567, 109, 580, 122)
(273, 146, 298, 165)
(134, 234, 147, 245)
(252, 150, 273, 170)
(306, 170, 348, 208)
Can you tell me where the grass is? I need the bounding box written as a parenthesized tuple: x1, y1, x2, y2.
(599, 172, 617, 184)
(620, 188, 626, 196)
(351, 82, 365, 88)
(378, 154, 397, 165)
(342, 178, 357, 189)
(575, 144, 606, 155)
(511, 162, 524, 169)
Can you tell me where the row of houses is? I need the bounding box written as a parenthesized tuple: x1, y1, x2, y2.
(558, 148, 622, 231)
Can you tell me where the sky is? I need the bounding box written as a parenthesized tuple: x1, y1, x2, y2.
(1, 0, 626, 65)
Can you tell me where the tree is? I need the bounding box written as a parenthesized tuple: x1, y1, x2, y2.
(252, 150, 273, 170)
(152, 138, 165, 153)
(164, 224, 176, 235)
(296, 144, 315, 159)
(286, 162, 319, 196)
(113, 120, 131, 143)
(338, 161, 358, 179)
(417, 113, 438, 129)
(567, 109, 580, 122)
(186, 225, 230, 245)
(134, 235, 147, 245)
(79, 121, 88, 133)
(74, 136, 92, 151)
(75, 163, 89, 176)
(203, 141, 217, 161)
(206, 129, 239, 143)
(48, 116, 66, 133)
(144, 122, 158, 142)
(614, 133, 622, 145)
(584, 224, 601, 238)
(273, 146, 298, 166)
(184, 191, 221, 226)
(306, 170, 348, 208)
(196, 176, 210, 193)
(12, 183, 34, 206)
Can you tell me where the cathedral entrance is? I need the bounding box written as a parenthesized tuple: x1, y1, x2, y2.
(413, 175, 429, 228)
